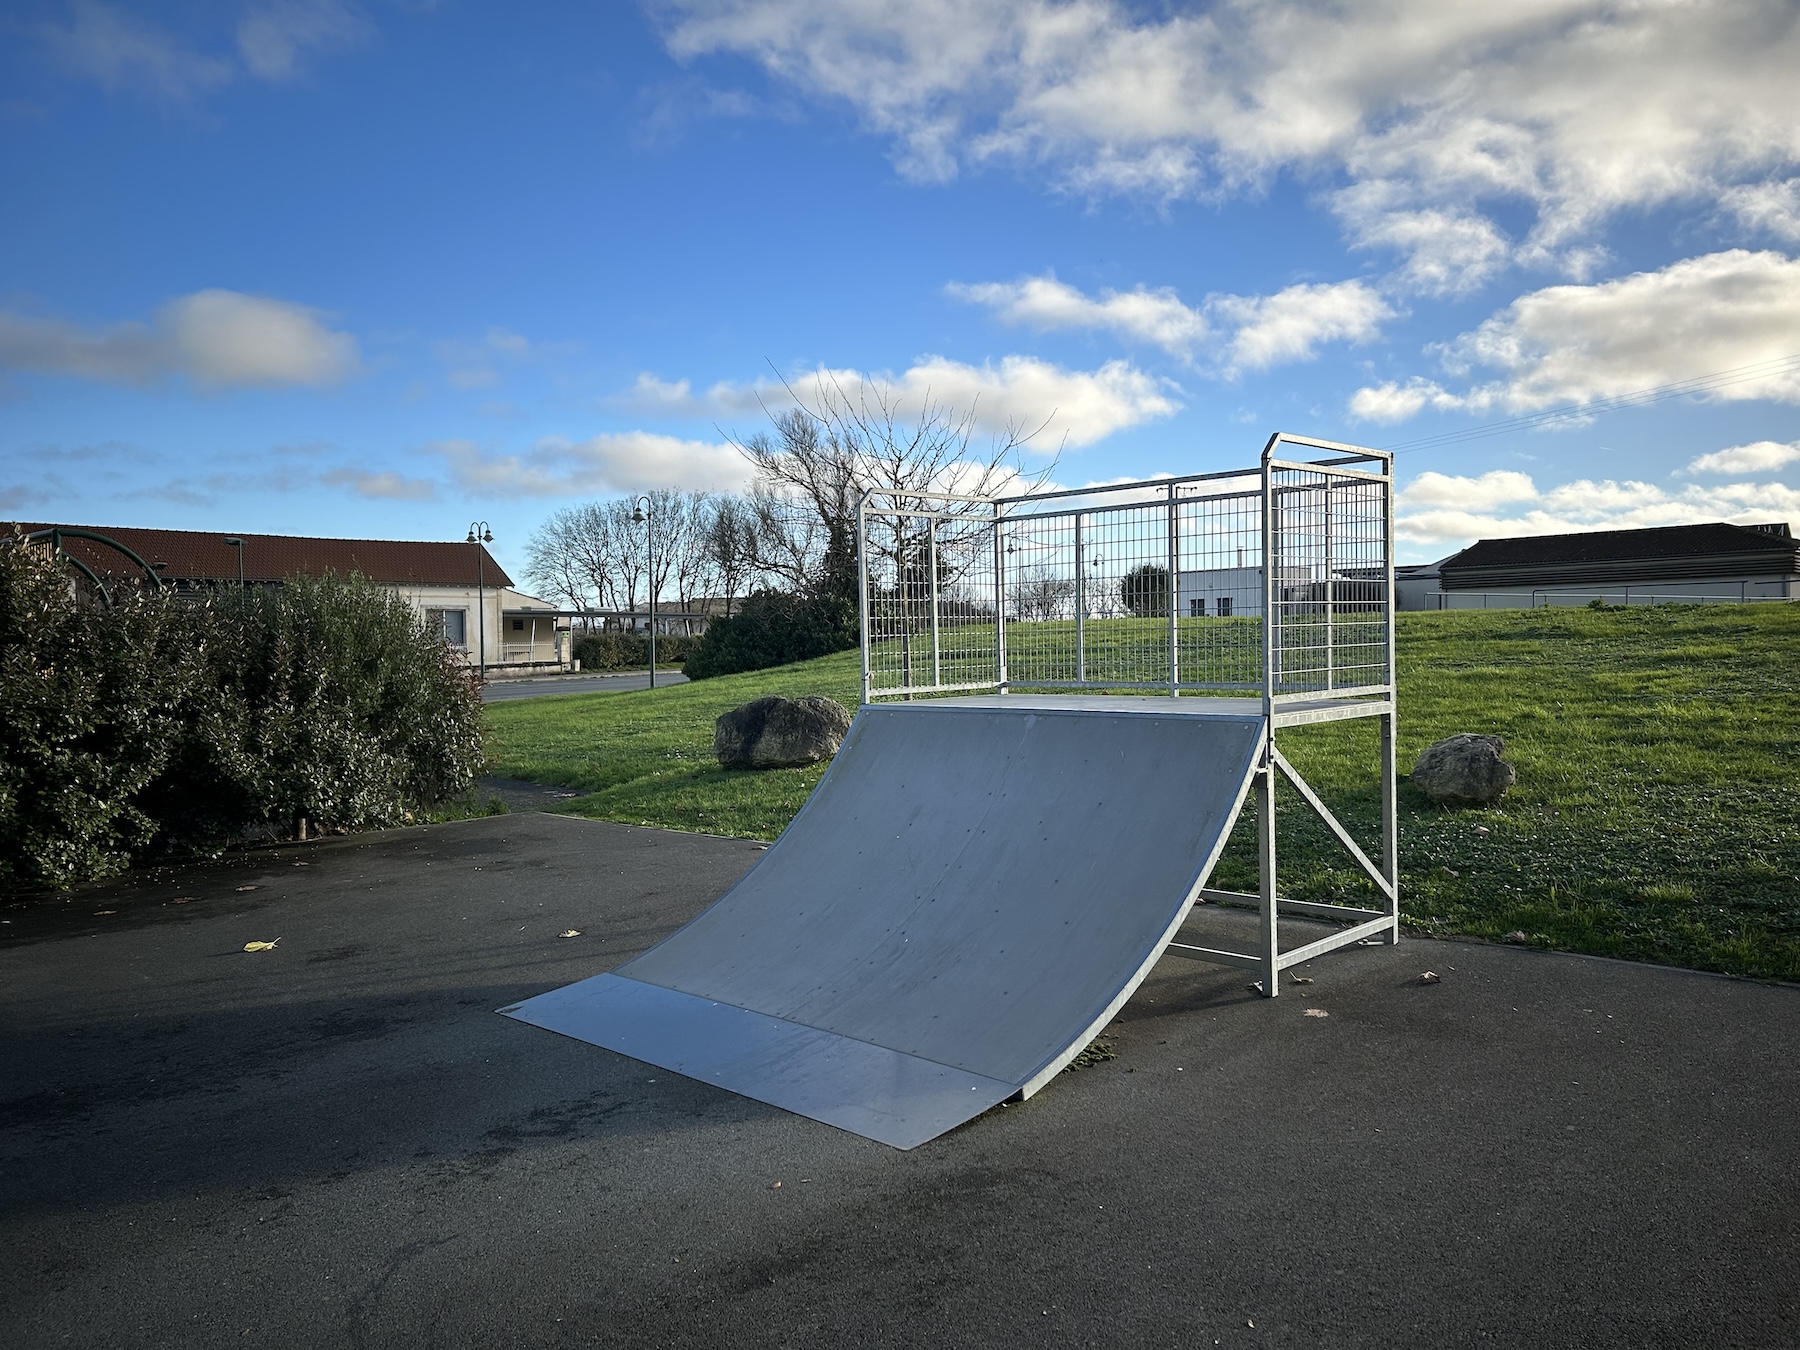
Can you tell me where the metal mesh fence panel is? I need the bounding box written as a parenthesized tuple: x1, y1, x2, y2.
(860, 442, 1392, 702)
(1268, 464, 1392, 696)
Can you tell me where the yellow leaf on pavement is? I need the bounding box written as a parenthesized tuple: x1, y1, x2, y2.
(243, 939, 280, 953)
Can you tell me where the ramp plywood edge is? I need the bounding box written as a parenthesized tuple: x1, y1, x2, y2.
(500, 700, 1264, 1149)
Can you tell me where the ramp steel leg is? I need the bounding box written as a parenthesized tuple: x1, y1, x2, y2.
(1257, 754, 1279, 996)
(1381, 710, 1400, 944)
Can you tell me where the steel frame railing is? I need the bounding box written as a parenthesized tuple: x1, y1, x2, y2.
(854, 432, 1400, 996)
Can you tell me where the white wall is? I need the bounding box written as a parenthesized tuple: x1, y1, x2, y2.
(1428, 575, 1795, 610)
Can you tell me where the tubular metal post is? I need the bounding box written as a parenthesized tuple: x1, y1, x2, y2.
(1381, 459, 1400, 941)
(857, 503, 871, 705)
(1259, 449, 1280, 996)
(1258, 743, 1280, 997)
(1074, 513, 1086, 685)
(994, 503, 1009, 694)
(1381, 710, 1400, 943)
(928, 515, 940, 691)
(1167, 481, 1179, 697)
(1324, 478, 1334, 691)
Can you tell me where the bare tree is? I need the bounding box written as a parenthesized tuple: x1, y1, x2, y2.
(728, 373, 1060, 604)
(705, 495, 758, 616)
(523, 500, 643, 627)
(1009, 566, 1077, 622)
(522, 510, 592, 611)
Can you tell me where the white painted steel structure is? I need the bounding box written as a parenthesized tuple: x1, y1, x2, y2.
(856, 431, 1400, 1000)
(501, 434, 1398, 1149)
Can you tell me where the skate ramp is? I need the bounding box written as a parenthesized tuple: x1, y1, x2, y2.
(502, 699, 1264, 1148)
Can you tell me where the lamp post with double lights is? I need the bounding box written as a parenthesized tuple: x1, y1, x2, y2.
(465, 521, 493, 676)
(630, 496, 656, 688)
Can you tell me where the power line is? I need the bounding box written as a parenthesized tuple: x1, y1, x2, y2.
(1378, 352, 1800, 454)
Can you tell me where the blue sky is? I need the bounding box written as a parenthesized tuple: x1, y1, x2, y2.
(4, 0, 1799, 573)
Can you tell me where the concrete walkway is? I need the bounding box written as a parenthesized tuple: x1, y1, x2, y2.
(2, 814, 1795, 1348)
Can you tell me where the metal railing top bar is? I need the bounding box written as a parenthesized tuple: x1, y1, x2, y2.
(990, 466, 1263, 507)
(999, 485, 1263, 526)
(1261, 431, 1394, 464)
(1262, 456, 1390, 482)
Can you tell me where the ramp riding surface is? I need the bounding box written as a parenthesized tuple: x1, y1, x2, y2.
(503, 699, 1264, 1147)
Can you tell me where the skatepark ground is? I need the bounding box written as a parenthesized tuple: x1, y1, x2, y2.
(3, 813, 1796, 1349)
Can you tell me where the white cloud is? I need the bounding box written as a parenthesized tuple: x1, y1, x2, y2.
(1210, 280, 1392, 373)
(1721, 179, 1800, 244)
(1332, 193, 1512, 296)
(878, 354, 1176, 446)
(1684, 440, 1800, 476)
(1347, 378, 1460, 424)
(950, 273, 1391, 372)
(0, 289, 358, 388)
(321, 467, 438, 500)
(624, 354, 1179, 448)
(1396, 470, 1800, 548)
(44, 1, 369, 100)
(661, 1, 1800, 278)
(161, 290, 358, 386)
(44, 2, 233, 99)
(236, 1, 371, 81)
(431, 432, 755, 497)
(1351, 250, 1800, 422)
(432, 327, 551, 391)
(1399, 470, 1537, 512)
(945, 276, 1210, 357)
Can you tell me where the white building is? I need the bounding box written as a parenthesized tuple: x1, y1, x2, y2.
(1174, 565, 1314, 619)
(20, 522, 575, 674)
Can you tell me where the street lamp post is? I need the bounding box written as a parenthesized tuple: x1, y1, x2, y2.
(465, 521, 493, 677)
(223, 537, 245, 585)
(631, 497, 656, 689)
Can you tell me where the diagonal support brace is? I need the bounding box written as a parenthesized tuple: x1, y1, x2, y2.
(1268, 745, 1396, 903)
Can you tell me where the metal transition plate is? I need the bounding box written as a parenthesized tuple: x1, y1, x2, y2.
(502, 701, 1264, 1149)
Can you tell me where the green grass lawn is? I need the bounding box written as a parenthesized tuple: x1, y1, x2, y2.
(484, 603, 1800, 981)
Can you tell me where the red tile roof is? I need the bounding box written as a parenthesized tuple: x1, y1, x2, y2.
(8, 522, 514, 589)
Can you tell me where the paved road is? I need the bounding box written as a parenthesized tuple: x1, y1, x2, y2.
(3, 814, 1796, 1348)
(481, 671, 689, 702)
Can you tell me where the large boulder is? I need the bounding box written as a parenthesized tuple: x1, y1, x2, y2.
(1411, 733, 1516, 806)
(715, 695, 853, 769)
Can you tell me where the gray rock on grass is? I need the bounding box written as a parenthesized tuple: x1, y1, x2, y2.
(1411, 733, 1516, 805)
(715, 695, 853, 769)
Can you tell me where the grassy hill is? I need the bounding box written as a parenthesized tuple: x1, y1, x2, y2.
(484, 603, 1800, 981)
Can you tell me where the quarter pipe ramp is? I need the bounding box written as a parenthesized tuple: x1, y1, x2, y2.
(501, 697, 1265, 1148)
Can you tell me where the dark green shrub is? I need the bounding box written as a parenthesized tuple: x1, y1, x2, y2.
(573, 629, 701, 670)
(0, 541, 202, 888)
(0, 549, 485, 889)
(1119, 564, 1170, 618)
(683, 589, 857, 679)
(154, 573, 484, 852)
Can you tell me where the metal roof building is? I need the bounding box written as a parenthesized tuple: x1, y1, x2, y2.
(1415, 521, 1798, 609)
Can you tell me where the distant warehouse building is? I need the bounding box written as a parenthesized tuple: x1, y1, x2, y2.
(1401, 521, 1798, 610)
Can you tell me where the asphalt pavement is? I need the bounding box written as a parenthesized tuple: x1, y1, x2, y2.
(481, 672, 688, 702)
(3, 813, 1796, 1348)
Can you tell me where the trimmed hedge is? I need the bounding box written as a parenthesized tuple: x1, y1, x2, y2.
(0, 543, 484, 890)
(682, 590, 857, 680)
(572, 630, 702, 671)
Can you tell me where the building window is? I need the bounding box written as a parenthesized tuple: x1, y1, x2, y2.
(427, 608, 467, 647)
(1189, 597, 1206, 617)
(511, 618, 525, 632)
(1216, 596, 1233, 617)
